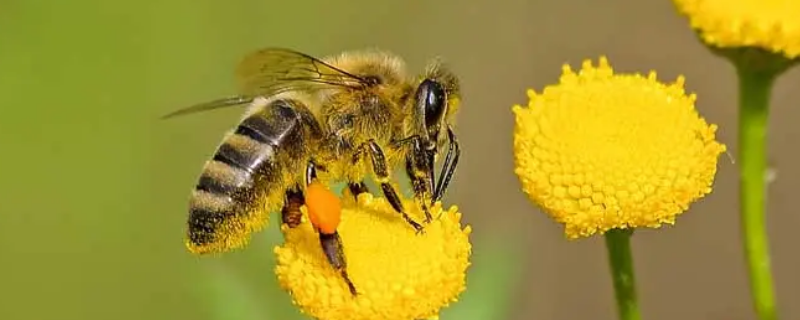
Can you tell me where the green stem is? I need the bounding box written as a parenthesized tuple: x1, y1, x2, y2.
(604, 229, 640, 320)
(737, 63, 779, 320)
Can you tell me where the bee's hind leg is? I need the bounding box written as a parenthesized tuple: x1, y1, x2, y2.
(304, 160, 357, 295)
(353, 139, 425, 234)
(320, 231, 357, 295)
(281, 187, 305, 228)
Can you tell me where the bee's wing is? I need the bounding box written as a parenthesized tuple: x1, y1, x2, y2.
(236, 47, 368, 96)
(162, 48, 369, 119)
(161, 95, 255, 119)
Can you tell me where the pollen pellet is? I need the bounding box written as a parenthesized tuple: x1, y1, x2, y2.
(306, 182, 342, 235)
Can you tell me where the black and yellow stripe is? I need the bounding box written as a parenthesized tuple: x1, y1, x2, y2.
(186, 98, 320, 253)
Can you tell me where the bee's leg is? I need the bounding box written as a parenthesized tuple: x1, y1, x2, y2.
(405, 138, 435, 223)
(305, 160, 319, 186)
(283, 159, 325, 229)
(347, 182, 369, 200)
(433, 125, 461, 203)
(354, 140, 425, 234)
(304, 160, 356, 294)
(319, 230, 357, 295)
(281, 186, 304, 228)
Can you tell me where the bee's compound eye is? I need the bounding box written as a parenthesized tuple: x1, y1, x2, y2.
(419, 79, 446, 129)
(306, 182, 342, 234)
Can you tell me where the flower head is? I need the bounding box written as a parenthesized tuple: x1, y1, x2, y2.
(512, 56, 726, 239)
(274, 192, 472, 320)
(672, 0, 800, 58)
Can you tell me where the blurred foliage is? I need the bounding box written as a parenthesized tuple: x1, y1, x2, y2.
(0, 0, 518, 319)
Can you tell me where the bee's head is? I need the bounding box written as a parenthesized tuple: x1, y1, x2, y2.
(413, 61, 460, 151)
(410, 61, 461, 203)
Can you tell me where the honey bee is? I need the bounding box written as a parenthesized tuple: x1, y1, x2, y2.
(164, 48, 461, 294)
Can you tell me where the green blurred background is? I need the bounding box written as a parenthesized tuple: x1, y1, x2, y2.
(2, 0, 799, 319)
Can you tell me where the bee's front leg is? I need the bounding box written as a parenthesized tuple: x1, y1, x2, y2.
(405, 138, 435, 223)
(353, 139, 425, 234)
(433, 125, 461, 203)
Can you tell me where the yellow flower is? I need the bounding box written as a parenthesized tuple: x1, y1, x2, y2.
(672, 0, 800, 58)
(512, 56, 726, 239)
(274, 192, 472, 320)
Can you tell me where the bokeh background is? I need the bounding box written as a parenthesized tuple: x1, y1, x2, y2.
(2, 0, 799, 319)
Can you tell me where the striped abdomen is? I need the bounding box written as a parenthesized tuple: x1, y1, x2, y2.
(186, 98, 319, 254)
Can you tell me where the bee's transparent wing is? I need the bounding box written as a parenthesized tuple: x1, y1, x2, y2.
(236, 47, 368, 96)
(162, 48, 369, 119)
(161, 96, 254, 119)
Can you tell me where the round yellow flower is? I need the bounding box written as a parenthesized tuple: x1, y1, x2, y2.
(274, 192, 472, 320)
(672, 0, 800, 58)
(512, 57, 726, 239)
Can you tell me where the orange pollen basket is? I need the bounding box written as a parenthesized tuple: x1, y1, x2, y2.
(305, 182, 342, 234)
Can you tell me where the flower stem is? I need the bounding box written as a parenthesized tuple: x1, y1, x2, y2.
(604, 228, 640, 320)
(737, 63, 779, 320)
